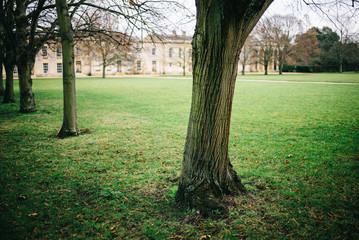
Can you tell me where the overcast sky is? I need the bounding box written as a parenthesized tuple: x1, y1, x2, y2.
(266, 0, 359, 33)
(177, 0, 359, 36)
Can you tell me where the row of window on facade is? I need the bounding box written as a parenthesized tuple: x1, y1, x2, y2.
(42, 62, 82, 74)
(41, 46, 82, 58)
(40, 60, 185, 74)
(44, 44, 191, 59)
(120, 60, 184, 72)
(136, 44, 191, 58)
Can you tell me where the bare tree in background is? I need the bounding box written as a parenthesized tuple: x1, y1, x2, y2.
(253, 18, 275, 75)
(271, 15, 303, 74)
(78, 10, 133, 78)
(239, 37, 254, 75)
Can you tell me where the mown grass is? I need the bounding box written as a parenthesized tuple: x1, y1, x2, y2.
(0, 74, 358, 239)
(237, 72, 359, 83)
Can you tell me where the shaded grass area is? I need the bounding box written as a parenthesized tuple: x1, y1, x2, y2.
(0, 76, 358, 239)
(238, 72, 359, 83)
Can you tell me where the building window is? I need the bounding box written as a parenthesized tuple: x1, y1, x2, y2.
(127, 62, 132, 70)
(117, 60, 122, 72)
(43, 63, 48, 74)
(179, 63, 183, 72)
(179, 48, 183, 58)
(137, 61, 141, 70)
(76, 61, 81, 73)
(136, 43, 141, 51)
(188, 49, 192, 57)
(169, 48, 173, 58)
(152, 61, 157, 72)
(75, 47, 81, 55)
(152, 48, 156, 56)
(169, 63, 173, 72)
(56, 48, 62, 57)
(13, 66, 18, 74)
(57, 63, 63, 73)
(42, 47, 48, 57)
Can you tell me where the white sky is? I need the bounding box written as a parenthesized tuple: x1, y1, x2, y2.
(266, 0, 359, 33)
(177, 0, 359, 37)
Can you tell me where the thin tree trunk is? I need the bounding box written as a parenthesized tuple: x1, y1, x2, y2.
(339, 62, 343, 73)
(264, 64, 268, 75)
(56, 0, 79, 138)
(16, 0, 36, 113)
(183, 44, 186, 76)
(279, 63, 283, 75)
(102, 61, 106, 78)
(0, 64, 4, 96)
(2, 61, 15, 103)
(176, 0, 273, 214)
(242, 64, 245, 75)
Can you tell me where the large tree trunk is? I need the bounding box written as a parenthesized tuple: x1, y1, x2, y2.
(56, 0, 79, 138)
(176, 0, 273, 214)
(16, 0, 36, 113)
(2, 61, 15, 103)
(0, 64, 4, 96)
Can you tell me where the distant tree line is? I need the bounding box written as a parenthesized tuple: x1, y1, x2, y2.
(241, 15, 359, 74)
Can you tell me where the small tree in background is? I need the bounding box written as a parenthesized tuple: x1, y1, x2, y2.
(253, 18, 274, 75)
(293, 28, 320, 67)
(78, 10, 132, 78)
(271, 15, 303, 74)
(239, 37, 254, 75)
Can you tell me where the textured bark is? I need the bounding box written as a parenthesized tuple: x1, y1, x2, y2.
(2, 60, 15, 103)
(16, 0, 36, 113)
(0, 64, 4, 96)
(176, 0, 273, 214)
(56, 0, 79, 138)
(18, 59, 36, 113)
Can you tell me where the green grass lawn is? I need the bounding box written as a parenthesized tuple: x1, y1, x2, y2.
(237, 72, 359, 83)
(0, 74, 358, 239)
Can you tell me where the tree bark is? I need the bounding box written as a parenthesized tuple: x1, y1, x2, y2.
(2, 60, 15, 103)
(16, 0, 36, 113)
(17, 59, 36, 113)
(242, 64, 245, 75)
(56, 0, 79, 138)
(279, 63, 283, 75)
(102, 59, 106, 78)
(176, 0, 273, 214)
(0, 64, 4, 96)
(264, 64, 268, 75)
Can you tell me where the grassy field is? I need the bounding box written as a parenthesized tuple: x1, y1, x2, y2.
(0, 73, 358, 239)
(237, 72, 359, 83)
